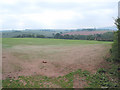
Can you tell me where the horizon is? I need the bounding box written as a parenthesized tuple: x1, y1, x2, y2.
(1, 27, 117, 31)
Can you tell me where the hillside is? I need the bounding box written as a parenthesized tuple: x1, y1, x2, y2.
(62, 31, 113, 36)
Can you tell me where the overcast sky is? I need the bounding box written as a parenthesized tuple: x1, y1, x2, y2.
(0, 0, 119, 30)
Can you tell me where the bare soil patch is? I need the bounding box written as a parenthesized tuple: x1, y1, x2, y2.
(62, 31, 110, 35)
(2, 44, 110, 80)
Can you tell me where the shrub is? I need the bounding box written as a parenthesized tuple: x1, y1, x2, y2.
(110, 18, 120, 62)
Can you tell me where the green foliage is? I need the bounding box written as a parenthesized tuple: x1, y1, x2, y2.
(111, 31, 119, 62)
(97, 68, 106, 74)
(86, 63, 120, 88)
(115, 18, 120, 30)
(110, 18, 120, 62)
(54, 33, 61, 39)
(3, 65, 120, 88)
(81, 29, 96, 31)
(2, 30, 56, 38)
(36, 35, 45, 38)
(100, 32, 114, 41)
(13, 34, 45, 38)
(2, 30, 114, 42)
(2, 30, 73, 38)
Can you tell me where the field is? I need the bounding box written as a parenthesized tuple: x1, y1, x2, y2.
(2, 30, 70, 38)
(62, 31, 111, 35)
(2, 30, 55, 38)
(2, 38, 113, 88)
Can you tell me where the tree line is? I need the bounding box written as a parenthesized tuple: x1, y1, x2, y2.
(13, 32, 114, 41)
(54, 32, 114, 41)
(13, 34, 45, 38)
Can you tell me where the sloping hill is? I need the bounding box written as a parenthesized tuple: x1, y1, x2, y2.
(62, 31, 112, 35)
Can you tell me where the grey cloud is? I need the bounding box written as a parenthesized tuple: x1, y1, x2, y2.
(0, 1, 117, 14)
(0, 0, 118, 29)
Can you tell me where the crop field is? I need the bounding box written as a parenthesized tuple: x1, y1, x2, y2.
(2, 38, 113, 88)
(62, 31, 111, 35)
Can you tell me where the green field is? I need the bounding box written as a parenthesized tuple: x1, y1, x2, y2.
(3, 38, 118, 88)
(2, 38, 112, 48)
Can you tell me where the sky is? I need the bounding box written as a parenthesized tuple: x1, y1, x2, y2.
(0, 0, 119, 30)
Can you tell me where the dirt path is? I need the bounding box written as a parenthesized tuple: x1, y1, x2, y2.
(2, 44, 111, 80)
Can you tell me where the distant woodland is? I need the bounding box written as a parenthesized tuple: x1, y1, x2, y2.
(2, 29, 114, 41)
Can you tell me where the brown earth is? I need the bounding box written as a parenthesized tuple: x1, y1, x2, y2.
(62, 31, 111, 35)
(2, 44, 111, 80)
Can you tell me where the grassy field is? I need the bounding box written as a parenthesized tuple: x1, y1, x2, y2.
(2, 38, 112, 48)
(2, 38, 116, 88)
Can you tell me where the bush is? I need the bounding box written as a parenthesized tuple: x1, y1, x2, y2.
(110, 18, 120, 62)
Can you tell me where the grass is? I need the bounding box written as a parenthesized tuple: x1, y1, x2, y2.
(2, 69, 84, 88)
(2, 52, 120, 88)
(2, 38, 112, 48)
(3, 63, 120, 88)
(2, 38, 117, 88)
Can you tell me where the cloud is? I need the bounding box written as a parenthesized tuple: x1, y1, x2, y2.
(0, 0, 119, 30)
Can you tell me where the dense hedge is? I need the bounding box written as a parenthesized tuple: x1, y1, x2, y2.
(110, 18, 120, 62)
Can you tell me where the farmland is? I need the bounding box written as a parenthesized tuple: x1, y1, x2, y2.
(62, 31, 112, 35)
(2, 29, 113, 38)
(2, 30, 70, 38)
(2, 30, 114, 41)
(2, 38, 116, 88)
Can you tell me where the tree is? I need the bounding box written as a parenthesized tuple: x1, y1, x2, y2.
(54, 33, 61, 39)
